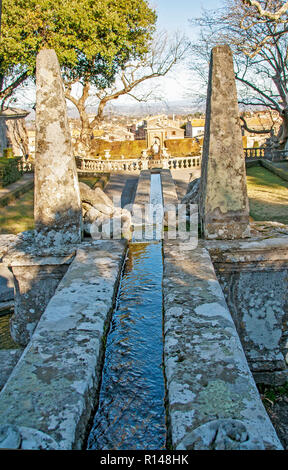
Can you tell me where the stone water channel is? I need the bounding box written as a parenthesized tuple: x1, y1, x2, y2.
(86, 173, 167, 450)
(0, 46, 285, 451)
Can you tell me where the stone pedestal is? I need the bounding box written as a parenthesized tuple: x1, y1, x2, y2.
(162, 159, 169, 169)
(9, 259, 73, 346)
(34, 49, 82, 248)
(206, 224, 288, 385)
(1, 232, 76, 346)
(199, 45, 250, 240)
(141, 160, 149, 170)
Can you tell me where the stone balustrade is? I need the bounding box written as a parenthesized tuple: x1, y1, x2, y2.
(76, 157, 147, 173)
(76, 155, 202, 173)
(16, 155, 202, 176)
(17, 150, 288, 176)
(244, 148, 288, 161)
(168, 156, 201, 169)
(244, 148, 266, 159)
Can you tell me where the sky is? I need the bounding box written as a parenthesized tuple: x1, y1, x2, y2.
(132, 0, 225, 104)
(152, 0, 223, 36)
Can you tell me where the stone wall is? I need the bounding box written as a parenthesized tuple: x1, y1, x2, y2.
(0, 241, 127, 449)
(206, 231, 288, 385)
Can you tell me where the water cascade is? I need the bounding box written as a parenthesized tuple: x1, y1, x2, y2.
(86, 173, 167, 450)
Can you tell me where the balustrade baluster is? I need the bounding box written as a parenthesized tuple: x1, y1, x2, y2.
(75, 155, 203, 173)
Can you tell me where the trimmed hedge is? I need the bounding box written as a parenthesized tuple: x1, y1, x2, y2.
(77, 173, 110, 190)
(0, 179, 34, 207)
(164, 138, 201, 157)
(90, 139, 147, 159)
(0, 157, 23, 187)
(89, 138, 202, 159)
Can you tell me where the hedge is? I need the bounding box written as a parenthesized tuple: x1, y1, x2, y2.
(89, 138, 202, 159)
(90, 139, 147, 159)
(164, 138, 201, 157)
(0, 157, 23, 187)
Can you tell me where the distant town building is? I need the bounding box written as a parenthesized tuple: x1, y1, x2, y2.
(185, 119, 205, 138)
(128, 114, 185, 149)
(240, 111, 282, 148)
(128, 121, 147, 140)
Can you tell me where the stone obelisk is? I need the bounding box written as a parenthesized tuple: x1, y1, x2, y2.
(34, 49, 82, 247)
(199, 45, 250, 240)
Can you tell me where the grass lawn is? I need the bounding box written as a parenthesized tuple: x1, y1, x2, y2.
(0, 188, 34, 234)
(246, 166, 288, 225)
(78, 176, 101, 188)
(0, 176, 101, 235)
(1, 169, 288, 234)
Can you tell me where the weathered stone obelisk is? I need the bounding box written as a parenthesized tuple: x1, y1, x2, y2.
(34, 49, 82, 247)
(199, 45, 250, 240)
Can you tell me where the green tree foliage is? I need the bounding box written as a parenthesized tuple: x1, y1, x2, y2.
(0, 0, 157, 106)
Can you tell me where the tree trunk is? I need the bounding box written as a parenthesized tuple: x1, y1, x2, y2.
(78, 111, 93, 151)
(65, 82, 95, 155)
(277, 110, 288, 149)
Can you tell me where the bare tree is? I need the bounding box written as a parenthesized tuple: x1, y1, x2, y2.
(64, 31, 190, 151)
(242, 0, 288, 20)
(189, 0, 288, 148)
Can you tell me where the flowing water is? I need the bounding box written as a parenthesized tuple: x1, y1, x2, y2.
(149, 173, 164, 231)
(87, 174, 166, 450)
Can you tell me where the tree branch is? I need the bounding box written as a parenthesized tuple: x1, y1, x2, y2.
(236, 74, 282, 111)
(0, 71, 28, 110)
(240, 115, 272, 134)
(242, 1, 288, 20)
